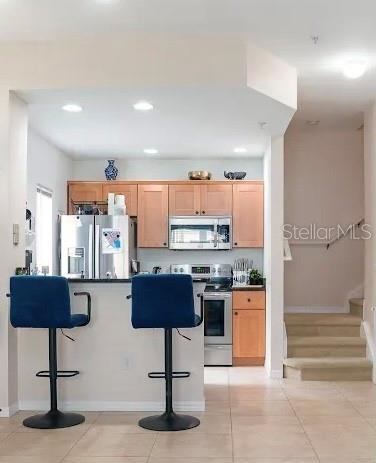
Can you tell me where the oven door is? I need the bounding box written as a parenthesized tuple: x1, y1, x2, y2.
(169, 217, 218, 250)
(203, 292, 232, 345)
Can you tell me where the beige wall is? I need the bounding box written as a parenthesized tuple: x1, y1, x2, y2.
(284, 124, 364, 311)
(364, 103, 376, 363)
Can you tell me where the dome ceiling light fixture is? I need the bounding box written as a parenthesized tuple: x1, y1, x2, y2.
(342, 59, 368, 79)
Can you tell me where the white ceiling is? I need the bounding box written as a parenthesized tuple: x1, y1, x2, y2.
(20, 88, 293, 159)
(2, 0, 376, 129)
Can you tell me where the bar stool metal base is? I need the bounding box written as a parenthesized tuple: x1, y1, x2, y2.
(139, 411, 200, 432)
(23, 409, 85, 429)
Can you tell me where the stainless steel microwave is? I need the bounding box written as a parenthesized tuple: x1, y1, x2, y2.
(169, 216, 232, 250)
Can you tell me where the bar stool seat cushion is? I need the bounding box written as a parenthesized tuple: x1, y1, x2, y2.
(69, 314, 90, 328)
(132, 274, 196, 329)
(10, 276, 87, 329)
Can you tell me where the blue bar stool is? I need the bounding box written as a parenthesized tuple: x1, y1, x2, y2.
(7, 276, 91, 429)
(130, 274, 203, 431)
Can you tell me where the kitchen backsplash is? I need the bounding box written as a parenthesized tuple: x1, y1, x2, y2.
(137, 248, 264, 274)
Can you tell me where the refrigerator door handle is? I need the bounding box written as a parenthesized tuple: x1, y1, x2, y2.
(94, 224, 100, 279)
(88, 224, 93, 279)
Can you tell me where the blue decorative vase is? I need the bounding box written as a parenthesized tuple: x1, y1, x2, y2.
(105, 160, 118, 181)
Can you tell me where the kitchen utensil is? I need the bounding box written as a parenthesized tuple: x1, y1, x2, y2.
(233, 258, 253, 287)
(152, 266, 162, 274)
(188, 170, 212, 180)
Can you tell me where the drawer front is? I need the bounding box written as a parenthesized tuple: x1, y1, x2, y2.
(233, 291, 265, 310)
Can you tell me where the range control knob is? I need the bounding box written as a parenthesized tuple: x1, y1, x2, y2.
(179, 268, 184, 273)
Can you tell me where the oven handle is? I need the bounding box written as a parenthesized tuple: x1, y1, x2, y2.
(203, 293, 232, 299)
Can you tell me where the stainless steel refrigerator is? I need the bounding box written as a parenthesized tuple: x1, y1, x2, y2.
(59, 215, 137, 279)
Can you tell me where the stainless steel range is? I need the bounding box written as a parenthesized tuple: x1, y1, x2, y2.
(170, 264, 233, 366)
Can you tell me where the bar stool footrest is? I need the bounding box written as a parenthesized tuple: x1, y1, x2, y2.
(148, 371, 190, 379)
(36, 370, 80, 378)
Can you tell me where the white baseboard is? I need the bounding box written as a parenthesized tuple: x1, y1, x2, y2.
(18, 400, 205, 413)
(285, 306, 345, 314)
(0, 403, 19, 418)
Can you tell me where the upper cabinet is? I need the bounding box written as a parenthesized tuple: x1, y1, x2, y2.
(68, 182, 103, 214)
(138, 184, 169, 248)
(233, 183, 264, 248)
(67, 180, 264, 249)
(200, 184, 232, 216)
(102, 183, 138, 217)
(169, 184, 232, 216)
(169, 184, 201, 216)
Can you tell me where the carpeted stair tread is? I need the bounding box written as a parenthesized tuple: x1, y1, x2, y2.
(285, 313, 361, 326)
(288, 336, 366, 347)
(284, 357, 372, 369)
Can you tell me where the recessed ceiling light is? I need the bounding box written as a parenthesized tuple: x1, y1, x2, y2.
(306, 120, 320, 126)
(144, 148, 159, 155)
(62, 103, 83, 113)
(133, 101, 154, 111)
(233, 147, 248, 154)
(343, 60, 368, 79)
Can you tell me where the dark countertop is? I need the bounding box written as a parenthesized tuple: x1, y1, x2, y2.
(68, 278, 132, 283)
(232, 285, 265, 291)
(68, 277, 265, 291)
(68, 277, 209, 283)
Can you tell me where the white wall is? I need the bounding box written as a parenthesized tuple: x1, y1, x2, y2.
(284, 124, 364, 311)
(364, 103, 376, 368)
(71, 158, 264, 181)
(27, 129, 72, 275)
(264, 136, 285, 378)
(0, 91, 28, 416)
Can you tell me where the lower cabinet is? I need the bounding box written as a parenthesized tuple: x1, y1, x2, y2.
(233, 291, 265, 365)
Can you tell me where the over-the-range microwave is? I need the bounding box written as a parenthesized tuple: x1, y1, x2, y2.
(169, 216, 232, 250)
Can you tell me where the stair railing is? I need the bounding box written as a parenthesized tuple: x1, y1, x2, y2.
(287, 218, 365, 251)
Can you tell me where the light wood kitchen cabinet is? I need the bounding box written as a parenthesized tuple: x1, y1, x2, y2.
(138, 184, 169, 247)
(68, 182, 103, 213)
(200, 184, 232, 216)
(233, 290, 265, 365)
(233, 309, 265, 365)
(102, 183, 138, 217)
(233, 183, 263, 248)
(233, 290, 265, 310)
(169, 184, 201, 216)
(169, 183, 232, 216)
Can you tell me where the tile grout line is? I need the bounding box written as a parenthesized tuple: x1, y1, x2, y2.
(227, 367, 236, 463)
(284, 394, 321, 463)
(146, 428, 159, 463)
(60, 411, 103, 462)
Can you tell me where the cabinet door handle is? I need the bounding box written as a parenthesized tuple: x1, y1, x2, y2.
(234, 242, 238, 246)
(195, 211, 199, 215)
(234, 311, 238, 316)
(247, 298, 251, 302)
(163, 242, 167, 246)
(202, 211, 206, 214)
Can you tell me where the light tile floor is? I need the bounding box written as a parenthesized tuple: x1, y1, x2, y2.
(1, 367, 376, 462)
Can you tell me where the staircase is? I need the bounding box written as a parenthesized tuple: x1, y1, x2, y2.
(283, 299, 372, 381)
